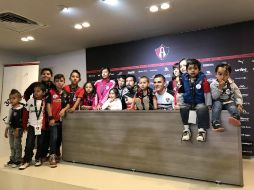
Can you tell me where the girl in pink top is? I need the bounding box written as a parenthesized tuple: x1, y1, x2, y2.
(94, 67, 115, 110)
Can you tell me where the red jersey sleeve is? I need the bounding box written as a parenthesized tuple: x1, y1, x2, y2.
(203, 77, 210, 93)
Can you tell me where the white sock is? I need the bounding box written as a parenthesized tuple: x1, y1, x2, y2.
(198, 128, 205, 132)
(184, 125, 189, 131)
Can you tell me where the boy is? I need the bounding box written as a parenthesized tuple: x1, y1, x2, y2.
(135, 76, 155, 110)
(19, 83, 46, 170)
(153, 74, 174, 110)
(180, 59, 212, 142)
(47, 74, 70, 168)
(210, 63, 243, 132)
(4, 89, 28, 168)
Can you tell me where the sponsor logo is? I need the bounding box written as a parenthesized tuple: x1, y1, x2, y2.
(243, 102, 250, 105)
(202, 63, 214, 67)
(240, 117, 250, 122)
(242, 94, 249, 97)
(88, 74, 95, 78)
(242, 150, 253, 154)
(155, 44, 170, 60)
(127, 71, 135, 74)
(241, 126, 251, 129)
(242, 109, 250, 115)
(117, 72, 123, 75)
(164, 67, 169, 72)
(238, 85, 248, 90)
(164, 74, 171, 78)
(138, 70, 148, 73)
(234, 68, 248, 73)
(205, 70, 212, 75)
(241, 134, 251, 137)
(237, 60, 244, 64)
(149, 69, 158, 72)
(242, 142, 253, 146)
(234, 77, 247, 80)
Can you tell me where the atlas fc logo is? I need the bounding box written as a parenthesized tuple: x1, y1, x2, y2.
(155, 44, 169, 60)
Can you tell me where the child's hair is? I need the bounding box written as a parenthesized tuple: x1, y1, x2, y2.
(33, 82, 46, 92)
(54, 74, 65, 82)
(215, 63, 232, 74)
(100, 67, 111, 74)
(117, 75, 126, 81)
(186, 59, 201, 71)
(154, 74, 166, 82)
(41, 68, 53, 76)
(109, 88, 119, 98)
(70, 69, 81, 79)
(172, 63, 180, 80)
(9, 89, 22, 99)
(139, 76, 149, 83)
(126, 74, 137, 83)
(83, 82, 96, 98)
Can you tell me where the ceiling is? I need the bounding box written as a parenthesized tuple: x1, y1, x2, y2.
(0, 0, 254, 57)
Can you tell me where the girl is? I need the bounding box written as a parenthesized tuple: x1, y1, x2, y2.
(63, 70, 84, 112)
(81, 82, 96, 110)
(94, 67, 115, 110)
(102, 88, 122, 110)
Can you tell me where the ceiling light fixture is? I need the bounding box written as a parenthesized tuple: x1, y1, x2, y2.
(21, 36, 35, 42)
(27, 36, 35, 40)
(160, 2, 170, 10)
(149, 5, 159, 13)
(74, 24, 83, 30)
(101, 0, 118, 6)
(82, 22, 91, 28)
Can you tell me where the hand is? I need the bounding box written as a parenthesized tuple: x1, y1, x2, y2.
(96, 105, 102, 110)
(207, 105, 212, 110)
(218, 79, 225, 90)
(174, 105, 180, 110)
(59, 110, 65, 117)
(68, 108, 75, 113)
(4, 128, 8, 138)
(49, 119, 55, 126)
(14, 128, 19, 138)
(237, 104, 243, 113)
(81, 105, 86, 110)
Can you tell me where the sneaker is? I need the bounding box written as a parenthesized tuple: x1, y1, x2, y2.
(228, 116, 241, 127)
(181, 130, 191, 141)
(19, 162, 30, 170)
(56, 155, 61, 163)
(197, 129, 206, 142)
(34, 159, 42, 167)
(212, 121, 224, 132)
(49, 154, 57, 168)
(11, 161, 21, 168)
(4, 160, 14, 167)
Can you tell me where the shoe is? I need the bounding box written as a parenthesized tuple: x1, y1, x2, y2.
(4, 160, 14, 167)
(135, 98, 143, 110)
(11, 161, 21, 168)
(56, 155, 61, 163)
(197, 129, 206, 142)
(49, 154, 57, 168)
(34, 159, 42, 167)
(229, 116, 241, 127)
(42, 155, 50, 162)
(212, 121, 224, 132)
(19, 162, 30, 170)
(181, 129, 191, 141)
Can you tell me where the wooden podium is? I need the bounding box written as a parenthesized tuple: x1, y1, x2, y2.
(62, 110, 243, 186)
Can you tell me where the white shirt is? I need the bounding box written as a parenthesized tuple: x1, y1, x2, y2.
(26, 98, 44, 127)
(102, 98, 122, 110)
(155, 91, 175, 110)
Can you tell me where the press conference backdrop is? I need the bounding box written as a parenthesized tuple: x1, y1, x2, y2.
(86, 21, 254, 156)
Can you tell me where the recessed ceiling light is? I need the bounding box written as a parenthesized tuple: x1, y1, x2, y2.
(27, 36, 35, 40)
(101, 0, 118, 6)
(149, 5, 159, 13)
(82, 22, 91, 28)
(74, 24, 83, 30)
(161, 2, 170, 10)
(21, 37, 28, 42)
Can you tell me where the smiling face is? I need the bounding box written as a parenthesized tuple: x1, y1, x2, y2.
(41, 70, 52, 82)
(179, 59, 187, 74)
(153, 76, 165, 93)
(173, 67, 180, 77)
(109, 89, 117, 99)
(101, 69, 110, 79)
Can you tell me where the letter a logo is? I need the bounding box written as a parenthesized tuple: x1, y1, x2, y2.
(155, 44, 170, 61)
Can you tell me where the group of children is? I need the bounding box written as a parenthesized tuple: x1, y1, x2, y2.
(4, 58, 243, 170)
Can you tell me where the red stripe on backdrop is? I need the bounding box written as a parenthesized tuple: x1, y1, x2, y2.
(4, 61, 40, 67)
(86, 52, 254, 74)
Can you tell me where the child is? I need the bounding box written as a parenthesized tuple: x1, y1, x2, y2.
(102, 88, 122, 110)
(180, 59, 212, 142)
(81, 82, 96, 110)
(153, 74, 174, 110)
(135, 76, 156, 110)
(19, 83, 46, 170)
(47, 74, 70, 168)
(210, 63, 243, 132)
(64, 70, 84, 112)
(4, 89, 28, 168)
(94, 67, 115, 110)
(167, 63, 183, 109)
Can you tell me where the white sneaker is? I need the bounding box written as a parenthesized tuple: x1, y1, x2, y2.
(19, 162, 30, 170)
(34, 160, 42, 167)
(197, 129, 206, 142)
(181, 130, 191, 141)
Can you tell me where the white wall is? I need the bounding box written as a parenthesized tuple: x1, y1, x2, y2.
(38, 49, 87, 87)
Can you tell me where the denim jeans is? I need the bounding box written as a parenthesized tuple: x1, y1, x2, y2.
(23, 126, 44, 162)
(180, 103, 210, 129)
(8, 127, 23, 162)
(49, 122, 62, 155)
(212, 101, 240, 123)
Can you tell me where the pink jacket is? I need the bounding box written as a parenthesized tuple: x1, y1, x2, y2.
(94, 79, 115, 107)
